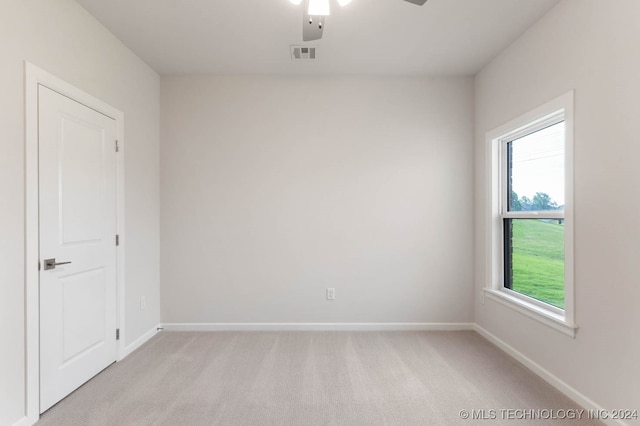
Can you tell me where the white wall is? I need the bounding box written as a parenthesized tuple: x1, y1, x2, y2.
(474, 0, 640, 420)
(0, 1, 160, 424)
(161, 76, 474, 325)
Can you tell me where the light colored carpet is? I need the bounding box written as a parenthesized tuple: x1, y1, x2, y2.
(37, 331, 603, 426)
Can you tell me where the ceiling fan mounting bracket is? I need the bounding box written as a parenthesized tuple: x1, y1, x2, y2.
(298, 0, 427, 42)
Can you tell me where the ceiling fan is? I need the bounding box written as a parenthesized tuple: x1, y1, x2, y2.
(290, 0, 428, 41)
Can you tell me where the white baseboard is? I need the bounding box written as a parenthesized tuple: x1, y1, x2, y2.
(121, 324, 161, 359)
(160, 322, 475, 332)
(473, 325, 629, 426)
(11, 416, 27, 426)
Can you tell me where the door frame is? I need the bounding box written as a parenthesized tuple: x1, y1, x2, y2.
(24, 62, 126, 423)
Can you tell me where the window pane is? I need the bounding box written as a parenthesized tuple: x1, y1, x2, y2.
(508, 122, 565, 212)
(504, 219, 565, 308)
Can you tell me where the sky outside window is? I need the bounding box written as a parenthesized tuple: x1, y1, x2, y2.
(510, 122, 565, 209)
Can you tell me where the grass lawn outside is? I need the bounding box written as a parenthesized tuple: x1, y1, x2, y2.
(509, 219, 565, 309)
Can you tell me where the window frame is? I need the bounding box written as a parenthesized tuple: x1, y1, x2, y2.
(485, 91, 577, 337)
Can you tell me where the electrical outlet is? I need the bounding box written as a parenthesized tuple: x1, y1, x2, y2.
(140, 296, 146, 310)
(326, 288, 335, 301)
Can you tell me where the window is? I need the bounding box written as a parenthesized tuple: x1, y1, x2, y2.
(504, 120, 565, 308)
(485, 92, 576, 337)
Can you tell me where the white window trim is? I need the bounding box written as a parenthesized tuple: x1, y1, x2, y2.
(484, 91, 577, 338)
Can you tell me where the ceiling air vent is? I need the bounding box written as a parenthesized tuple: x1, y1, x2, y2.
(290, 46, 317, 60)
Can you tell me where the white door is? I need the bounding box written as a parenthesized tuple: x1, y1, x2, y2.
(38, 85, 118, 412)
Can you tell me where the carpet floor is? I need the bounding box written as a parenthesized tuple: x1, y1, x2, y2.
(37, 331, 603, 426)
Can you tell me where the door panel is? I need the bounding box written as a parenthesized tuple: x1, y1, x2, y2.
(59, 114, 106, 243)
(39, 85, 117, 413)
(61, 268, 106, 362)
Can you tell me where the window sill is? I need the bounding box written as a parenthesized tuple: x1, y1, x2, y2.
(483, 288, 578, 338)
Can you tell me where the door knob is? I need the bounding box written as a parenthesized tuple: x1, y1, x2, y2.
(43, 258, 72, 270)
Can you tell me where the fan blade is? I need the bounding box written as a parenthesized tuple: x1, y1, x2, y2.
(303, 14, 325, 41)
(403, 0, 427, 5)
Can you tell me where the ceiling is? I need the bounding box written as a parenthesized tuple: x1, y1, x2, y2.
(75, 0, 560, 76)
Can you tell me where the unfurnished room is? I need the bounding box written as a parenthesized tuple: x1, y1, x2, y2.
(0, 0, 638, 425)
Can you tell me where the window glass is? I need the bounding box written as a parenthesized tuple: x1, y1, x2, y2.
(504, 218, 565, 308)
(508, 122, 565, 212)
(504, 121, 565, 308)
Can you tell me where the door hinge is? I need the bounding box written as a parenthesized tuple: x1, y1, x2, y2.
(116, 234, 120, 246)
(38, 260, 41, 271)
(116, 328, 120, 340)
(115, 140, 120, 152)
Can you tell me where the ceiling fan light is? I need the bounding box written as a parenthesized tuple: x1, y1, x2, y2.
(308, 0, 330, 16)
(336, 0, 352, 6)
(289, 0, 303, 5)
